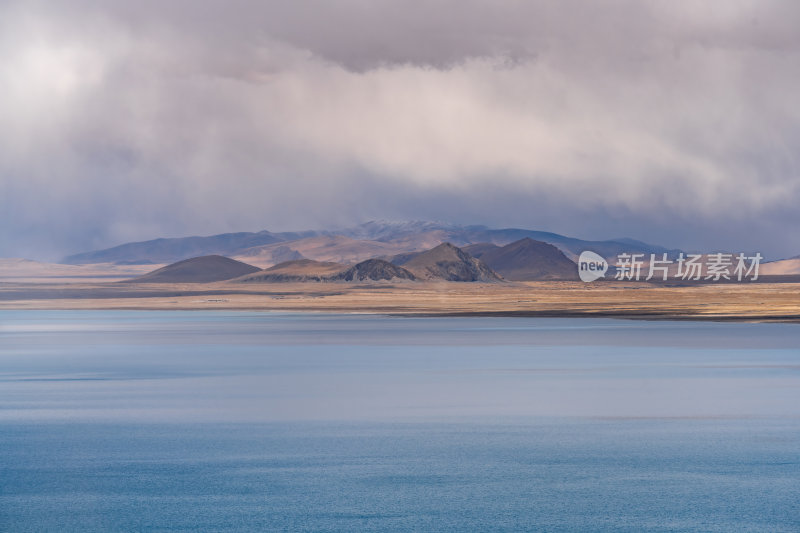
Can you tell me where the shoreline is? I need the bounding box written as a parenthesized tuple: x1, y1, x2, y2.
(3, 307, 798, 324)
(1, 280, 798, 323)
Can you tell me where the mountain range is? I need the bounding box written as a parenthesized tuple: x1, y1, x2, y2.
(124, 234, 588, 284)
(79, 236, 800, 285)
(63, 220, 679, 266)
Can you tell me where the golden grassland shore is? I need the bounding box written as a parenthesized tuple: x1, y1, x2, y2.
(1, 280, 799, 322)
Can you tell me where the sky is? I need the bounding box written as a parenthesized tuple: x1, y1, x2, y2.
(1, 0, 799, 261)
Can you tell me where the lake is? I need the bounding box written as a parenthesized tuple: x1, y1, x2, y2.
(1, 311, 798, 531)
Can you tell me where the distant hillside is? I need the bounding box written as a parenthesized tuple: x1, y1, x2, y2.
(477, 238, 578, 280)
(64, 231, 287, 265)
(330, 259, 416, 281)
(761, 257, 800, 276)
(126, 255, 260, 283)
(342, 221, 679, 260)
(400, 243, 502, 282)
(234, 235, 409, 267)
(338, 220, 456, 241)
(451, 228, 680, 261)
(62, 220, 679, 266)
(268, 245, 305, 264)
(462, 243, 501, 258)
(234, 259, 346, 282)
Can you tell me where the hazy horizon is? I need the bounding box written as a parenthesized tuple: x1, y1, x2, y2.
(2, 1, 799, 260)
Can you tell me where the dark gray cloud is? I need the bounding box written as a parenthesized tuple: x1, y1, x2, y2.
(1, 1, 799, 260)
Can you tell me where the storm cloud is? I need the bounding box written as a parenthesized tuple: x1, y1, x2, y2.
(1, 1, 799, 260)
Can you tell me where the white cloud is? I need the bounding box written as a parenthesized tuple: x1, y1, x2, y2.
(1, 0, 799, 259)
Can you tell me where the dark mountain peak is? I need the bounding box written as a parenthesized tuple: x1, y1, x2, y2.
(332, 259, 416, 281)
(479, 238, 577, 281)
(403, 243, 502, 282)
(500, 237, 554, 255)
(125, 255, 260, 283)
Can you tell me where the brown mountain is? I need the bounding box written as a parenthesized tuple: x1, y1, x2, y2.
(477, 238, 578, 281)
(400, 243, 502, 282)
(235, 259, 346, 282)
(330, 259, 416, 281)
(126, 255, 260, 283)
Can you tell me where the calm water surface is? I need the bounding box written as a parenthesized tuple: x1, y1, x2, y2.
(1, 311, 798, 531)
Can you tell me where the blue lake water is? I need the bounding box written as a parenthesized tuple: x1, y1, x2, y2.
(1, 311, 798, 531)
